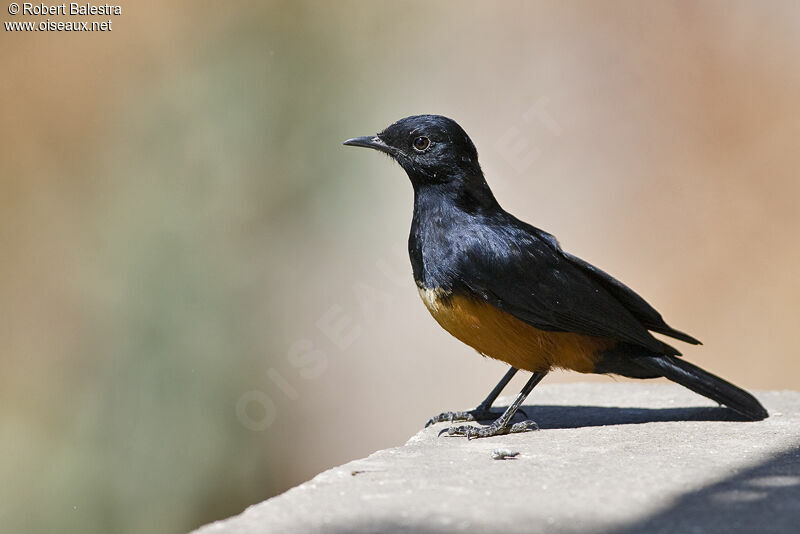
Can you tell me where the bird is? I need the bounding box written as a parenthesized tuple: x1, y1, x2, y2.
(343, 114, 768, 439)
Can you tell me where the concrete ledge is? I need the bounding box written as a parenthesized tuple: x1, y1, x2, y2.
(194, 383, 800, 534)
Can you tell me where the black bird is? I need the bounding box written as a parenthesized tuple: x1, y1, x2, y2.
(343, 115, 767, 438)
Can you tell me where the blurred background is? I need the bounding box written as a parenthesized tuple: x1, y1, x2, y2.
(1, 1, 799, 532)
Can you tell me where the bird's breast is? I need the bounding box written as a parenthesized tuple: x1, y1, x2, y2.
(417, 285, 615, 374)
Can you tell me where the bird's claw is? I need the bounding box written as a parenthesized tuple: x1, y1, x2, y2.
(425, 410, 488, 427)
(425, 407, 530, 428)
(442, 419, 539, 439)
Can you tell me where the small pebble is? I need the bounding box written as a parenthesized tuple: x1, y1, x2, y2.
(492, 448, 520, 460)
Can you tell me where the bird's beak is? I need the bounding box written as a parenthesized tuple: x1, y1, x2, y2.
(342, 135, 395, 155)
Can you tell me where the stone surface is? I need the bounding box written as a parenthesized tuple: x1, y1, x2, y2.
(194, 383, 800, 534)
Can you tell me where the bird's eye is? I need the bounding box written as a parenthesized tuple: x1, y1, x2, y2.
(412, 136, 430, 152)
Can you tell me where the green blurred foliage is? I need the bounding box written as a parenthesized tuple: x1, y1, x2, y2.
(0, 3, 406, 532)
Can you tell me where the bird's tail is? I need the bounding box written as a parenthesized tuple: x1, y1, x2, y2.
(635, 355, 768, 421)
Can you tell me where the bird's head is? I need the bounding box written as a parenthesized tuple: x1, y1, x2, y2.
(344, 115, 484, 190)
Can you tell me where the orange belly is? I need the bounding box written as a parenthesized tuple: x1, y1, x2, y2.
(418, 287, 615, 373)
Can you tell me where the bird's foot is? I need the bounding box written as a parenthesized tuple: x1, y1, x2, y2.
(425, 409, 490, 427)
(425, 406, 529, 428)
(443, 419, 539, 440)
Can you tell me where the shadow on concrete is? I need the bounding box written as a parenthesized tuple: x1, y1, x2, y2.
(457, 404, 746, 429)
(518, 404, 747, 429)
(601, 444, 800, 534)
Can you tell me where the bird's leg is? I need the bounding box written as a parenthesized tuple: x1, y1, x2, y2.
(446, 371, 547, 439)
(425, 367, 519, 427)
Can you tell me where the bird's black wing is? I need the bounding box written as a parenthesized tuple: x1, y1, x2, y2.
(532, 227, 701, 345)
(454, 219, 684, 355)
